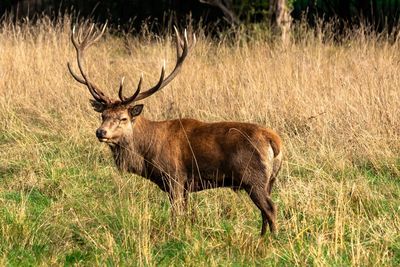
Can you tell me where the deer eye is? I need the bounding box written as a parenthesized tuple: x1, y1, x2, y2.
(120, 118, 128, 122)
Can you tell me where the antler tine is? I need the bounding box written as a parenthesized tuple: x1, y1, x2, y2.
(132, 27, 193, 102)
(191, 32, 197, 49)
(77, 20, 87, 43)
(176, 27, 196, 53)
(118, 77, 126, 101)
(83, 24, 95, 45)
(77, 25, 84, 43)
(92, 23, 108, 43)
(174, 26, 183, 58)
(180, 29, 189, 59)
(81, 23, 104, 48)
(71, 25, 78, 48)
(120, 75, 144, 105)
(68, 22, 110, 104)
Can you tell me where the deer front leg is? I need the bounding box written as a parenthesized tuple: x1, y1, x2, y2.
(167, 175, 187, 219)
(184, 179, 199, 224)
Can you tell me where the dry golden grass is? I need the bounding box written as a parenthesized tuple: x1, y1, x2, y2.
(0, 17, 399, 266)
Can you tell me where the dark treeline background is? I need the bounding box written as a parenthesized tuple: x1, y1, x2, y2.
(1, 0, 400, 31)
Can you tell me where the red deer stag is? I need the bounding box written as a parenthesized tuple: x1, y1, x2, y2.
(67, 23, 283, 235)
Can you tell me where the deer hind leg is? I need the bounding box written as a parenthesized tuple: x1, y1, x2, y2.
(184, 180, 200, 224)
(168, 187, 185, 218)
(266, 176, 276, 196)
(267, 153, 283, 195)
(167, 173, 187, 220)
(247, 187, 277, 235)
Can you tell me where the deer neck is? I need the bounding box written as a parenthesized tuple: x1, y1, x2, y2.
(109, 116, 158, 175)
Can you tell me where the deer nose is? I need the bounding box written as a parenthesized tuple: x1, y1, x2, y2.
(96, 129, 107, 139)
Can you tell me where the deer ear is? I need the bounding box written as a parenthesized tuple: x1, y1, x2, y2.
(129, 104, 144, 117)
(90, 100, 107, 113)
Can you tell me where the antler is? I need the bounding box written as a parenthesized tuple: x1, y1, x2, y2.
(119, 26, 196, 105)
(67, 22, 112, 104)
(68, 23, 195, 107)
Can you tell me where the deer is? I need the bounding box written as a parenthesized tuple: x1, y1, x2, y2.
(67, 23, 283, 236)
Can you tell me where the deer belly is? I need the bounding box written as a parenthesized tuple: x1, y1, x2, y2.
(191, 170, 241, 191)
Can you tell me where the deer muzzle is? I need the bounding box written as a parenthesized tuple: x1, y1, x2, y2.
(96, 128, 108, 142)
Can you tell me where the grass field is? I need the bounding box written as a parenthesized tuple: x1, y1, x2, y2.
(0, 17, 399, 266)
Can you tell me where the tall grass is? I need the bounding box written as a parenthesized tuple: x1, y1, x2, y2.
(0, 16, 399, 266)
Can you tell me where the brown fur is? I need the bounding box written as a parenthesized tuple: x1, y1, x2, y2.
(97, 108, 283, 235)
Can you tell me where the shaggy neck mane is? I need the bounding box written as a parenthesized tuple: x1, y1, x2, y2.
(109, 116, 155, 175)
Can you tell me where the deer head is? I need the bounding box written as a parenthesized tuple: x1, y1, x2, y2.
(68, 23, 195, 143)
